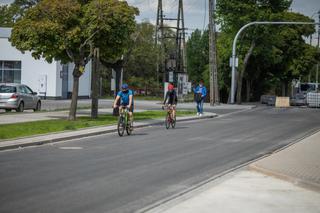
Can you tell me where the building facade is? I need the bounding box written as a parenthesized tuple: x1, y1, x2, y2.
(0, 27, 91, 99)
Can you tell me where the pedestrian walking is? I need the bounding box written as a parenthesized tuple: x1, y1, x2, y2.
(193, 80, 207, 116)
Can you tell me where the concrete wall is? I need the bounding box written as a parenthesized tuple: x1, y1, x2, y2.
(67, 61, 92, 97)
(0, 35, 91, 98)
(0, 37, 59, 97)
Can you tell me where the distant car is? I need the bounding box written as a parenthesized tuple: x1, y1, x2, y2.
(0, 83, 41, 112)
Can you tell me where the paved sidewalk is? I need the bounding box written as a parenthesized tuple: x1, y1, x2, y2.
(250, 130, 320, 190)
(0, 113, 217, 151)
(147, 130, 320, 213)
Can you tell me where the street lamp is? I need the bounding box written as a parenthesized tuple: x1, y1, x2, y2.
(230, 21, 320, 104)
(309, 11, 320, 89)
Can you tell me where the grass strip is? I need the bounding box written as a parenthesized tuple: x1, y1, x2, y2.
(0, 110, 195, 140)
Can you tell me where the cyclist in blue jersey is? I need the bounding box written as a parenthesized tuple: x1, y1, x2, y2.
(113, 83, 134, 121)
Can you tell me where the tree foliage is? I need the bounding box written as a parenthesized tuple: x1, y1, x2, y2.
(186, 0, 318, 103)
(0, 0, 40, 27)
(10, 0, 138, 120)
(186, 29, 209, 83)
(125, 22, 158, 83)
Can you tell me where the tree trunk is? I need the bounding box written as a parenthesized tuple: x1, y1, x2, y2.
(69, 64, 81, 121)
(91, 51, 100, 119)
(281, 81, 286, 96)
(246, 79, 251, 102)
(113, 66, 122, 116)
(281, 81, 289, 96)
(236, 41, 255, 104)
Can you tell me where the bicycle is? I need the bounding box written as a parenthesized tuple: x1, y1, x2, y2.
(116, 106, 133, 137)
(162, 105, 176, 129)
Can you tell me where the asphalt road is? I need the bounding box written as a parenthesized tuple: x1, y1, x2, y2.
(0, 106, 319, 213)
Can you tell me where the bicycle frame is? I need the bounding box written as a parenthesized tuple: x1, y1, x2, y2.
(166, 106, 174, 121)
(119, 106, 129, 124)
(117, 106, 133, 136)
(163, 105, 176, 129)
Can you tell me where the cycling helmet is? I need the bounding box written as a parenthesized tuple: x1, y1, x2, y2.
(121, 83, 129, 90)
(168, 84, 174, 91)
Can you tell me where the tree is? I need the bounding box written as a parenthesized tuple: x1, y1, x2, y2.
(124, 21, 159, 93)
(10, 0, 138, 120)
(0, 5, 19, 27)
(13, 0, 39, 9)
(186, 29, 209, 83)
(216, 0, 316, 103)
(0, 0, 39, 27)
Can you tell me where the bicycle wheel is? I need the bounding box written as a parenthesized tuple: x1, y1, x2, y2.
(117, 116, 125, 137)
(126, 119, 133, 135)
(171, 116, 176, 128)
(165, 113, 171, 129)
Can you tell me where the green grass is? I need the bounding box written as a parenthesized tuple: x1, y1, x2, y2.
(101, 95, 163, 101)
(0, 110, 195, 140)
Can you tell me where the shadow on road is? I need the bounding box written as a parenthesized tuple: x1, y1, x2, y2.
(171, 126, 189, 130)
(131, 133, 149, 136)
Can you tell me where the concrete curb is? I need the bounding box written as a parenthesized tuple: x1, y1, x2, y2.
(0, 114, 217, 151)
(249, 164, 320, 192)
(249, 128, 320, 192)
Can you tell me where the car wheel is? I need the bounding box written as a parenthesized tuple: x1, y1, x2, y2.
(16, 102, 24, 112)
(5, 109, 12, 113)
(34, 101, 41, 112)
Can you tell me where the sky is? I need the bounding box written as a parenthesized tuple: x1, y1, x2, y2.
(127, 0, 320, 30)
(1, 0, 319, 40)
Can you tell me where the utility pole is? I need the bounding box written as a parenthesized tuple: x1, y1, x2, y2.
(91, 48, 100, 119)
(316, 10, 320, 91)
(180, 0, 187, 75)
(209, 0, 219, 105)
(156, 0, 165, 83)
(156, 0, 187, 89)
(176, 0, 187, 76)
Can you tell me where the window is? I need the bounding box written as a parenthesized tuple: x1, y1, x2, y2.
(301, 83, 316, 92)
(19, 86, 28, 94)
(0, 61, 21, 83)
(0, 85, 17, 93)
(24, 86, 33, 94)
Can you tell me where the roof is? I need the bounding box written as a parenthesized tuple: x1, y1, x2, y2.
(0, 27, 12, 38)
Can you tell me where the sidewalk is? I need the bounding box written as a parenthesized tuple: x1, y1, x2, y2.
(148, 130, 320, 213)
(0, 112, 217, 151)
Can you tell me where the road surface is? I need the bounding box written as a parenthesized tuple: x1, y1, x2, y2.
(0, 106, 319, 213)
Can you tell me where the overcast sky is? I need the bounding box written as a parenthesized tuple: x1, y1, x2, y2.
(1, 0, 319, 37)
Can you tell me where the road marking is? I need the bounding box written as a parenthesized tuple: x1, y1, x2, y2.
(59, 147, 83, 150)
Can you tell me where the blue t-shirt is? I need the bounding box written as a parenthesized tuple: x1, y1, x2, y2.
(117, 90, 134, 105)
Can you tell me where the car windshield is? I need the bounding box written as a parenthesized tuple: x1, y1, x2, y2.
(0, 85, 17, 93)
(300, 84, 315, 92)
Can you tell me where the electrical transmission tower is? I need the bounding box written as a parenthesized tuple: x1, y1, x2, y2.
(155, 0, 187, 86)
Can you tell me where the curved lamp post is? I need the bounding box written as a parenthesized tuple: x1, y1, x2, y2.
(230, 21, 319, 104)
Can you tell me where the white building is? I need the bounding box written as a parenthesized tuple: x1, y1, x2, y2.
(0, 27, 91, 99)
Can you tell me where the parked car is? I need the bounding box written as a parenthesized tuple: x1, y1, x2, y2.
(260, 95, 276, 106)
(0, 83, 41, 112)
